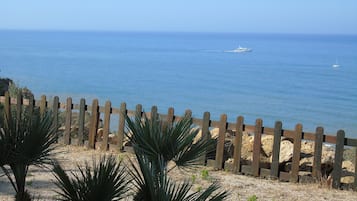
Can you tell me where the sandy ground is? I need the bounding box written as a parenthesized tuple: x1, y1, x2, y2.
(1, 145, 357, 201)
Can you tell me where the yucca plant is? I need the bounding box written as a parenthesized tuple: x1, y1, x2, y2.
(0, 108, 58, 201)
(52, 155, 129, 201)
(125, 113, 229, 200)
(125, 114, 214, 171)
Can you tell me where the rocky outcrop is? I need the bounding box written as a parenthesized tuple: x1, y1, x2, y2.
(199, 128, 355, 183)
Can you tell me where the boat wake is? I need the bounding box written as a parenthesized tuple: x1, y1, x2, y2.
(225, 46, 252, 53)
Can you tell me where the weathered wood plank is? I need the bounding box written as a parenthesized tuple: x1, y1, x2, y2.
(162, 107, 174, 131)
(290, 124, 303, 183)
(135, 104, 142, 118)
(63, 97, 72, 145)
(271, 121, 282, 178)
(252, 119, 263, 177)
(88, 99, 99, 149)
(192, 117, 203, 126)
(245, 125, 255, 133)
(16, 92, 22, 123)
(118, 102, 127, 151)
(312, 127, 323, 179)
(3, 92, 11, 121)
(185, 109, 192, 118)
(332, 130, 345, 189)
(101, 101, 111, 151)
(263, 127, 275, 135)
(40, 95, 47, 117)
(233, 116, 244, 174)
(151, 106, 158, 121)
(52, 96, 59, 142)
(280, 129, 337, 144)
(27, 95, 34, 117)
(210, 120, 220, 128)
(241, 165, 252, 175)
(215, 114, 227, 170)
(77, 98, 85, 145)
(346, 138, 357, 147)
(199, 112, 210, 165)
(166, 107, 174, 126)
(279, 171, 290, 182)
(260, 168, 271, 178)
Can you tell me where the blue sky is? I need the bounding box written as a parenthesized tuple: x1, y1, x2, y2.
(1, 0, 356, 34)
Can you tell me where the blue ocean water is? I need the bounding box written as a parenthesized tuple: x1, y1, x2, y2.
(1, 30, 356, 137)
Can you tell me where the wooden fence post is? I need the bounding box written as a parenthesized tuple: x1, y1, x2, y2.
(233, 116, 244, 173)
(64, 97, 72, 145)
(199, 112, 210, 165)
(184, 109, 192, 118)
(4, 92, 11, 120)
(28, 94, 34, 117)
(312, 127, 324, 179)
(117, 102, 127, 151)
(151, 106, 158, 121)
(77, 98, 86, 145)
(167, 107, 174, 123)
(16, 92, 22, 123)
(135, 104, 142, 118)
(164, 107, 175, 130)
(52, 96, 59, 127)
(40, 95, 47, 117)
(271, 121, 282, 178)
(252, 119, 263, 177)
(52, 96, 59, 142)
(332, 130, 345, 189)
(290, 124, 302, 182)
(88, 99, 99, 149)
(101, 101, 111, 151)
(215, 114, 227, 170)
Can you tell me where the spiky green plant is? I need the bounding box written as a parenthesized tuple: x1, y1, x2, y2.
(125, 113, 229, 200)
(0, 108, 58, 201)
(125, 114, 214, 171)
(52, 155, 129, 201)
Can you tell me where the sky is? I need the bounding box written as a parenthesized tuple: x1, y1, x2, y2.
(1, 0, 357, 34)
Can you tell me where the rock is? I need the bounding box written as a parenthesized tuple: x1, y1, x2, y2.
(300, 141, 314, 155)
(279, 140, 294, 163)
(210, 128, 220, 139)
(96, 128, 104, 141)
(342, 160, 355, 172)
(321, 148, 335, 164)
(240, 134, 254, 162)
(341, 176, 354, 184)
(261, 135, 274, 157)
(108, 133, 119, 144)
(341, 160, 355, 184)
(299, 157, 313, 171)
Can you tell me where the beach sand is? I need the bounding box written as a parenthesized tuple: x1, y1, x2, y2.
(1, 145, 356, 201)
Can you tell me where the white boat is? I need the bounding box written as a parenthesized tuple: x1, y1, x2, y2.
(225, 46, 252, 53)
(233, 46, 252, 53)
(332, 59, 340, 68)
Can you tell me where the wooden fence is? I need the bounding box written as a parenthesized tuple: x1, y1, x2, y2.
(1, 92, 357, 190)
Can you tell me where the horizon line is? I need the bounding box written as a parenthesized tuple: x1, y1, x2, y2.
(1, 28, 356, 36)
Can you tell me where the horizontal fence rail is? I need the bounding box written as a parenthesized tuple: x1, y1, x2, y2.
(1, 93, 356, 190)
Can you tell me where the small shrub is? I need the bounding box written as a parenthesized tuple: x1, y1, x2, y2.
(191, 174, 197, 183)
(247, 194, 258, 201)
(201, 169, 209, 180)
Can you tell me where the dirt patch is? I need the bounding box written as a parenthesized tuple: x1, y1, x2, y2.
(1, 145, 356, 201)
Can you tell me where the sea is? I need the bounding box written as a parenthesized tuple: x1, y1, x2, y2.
(1, 30, 356, 137)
